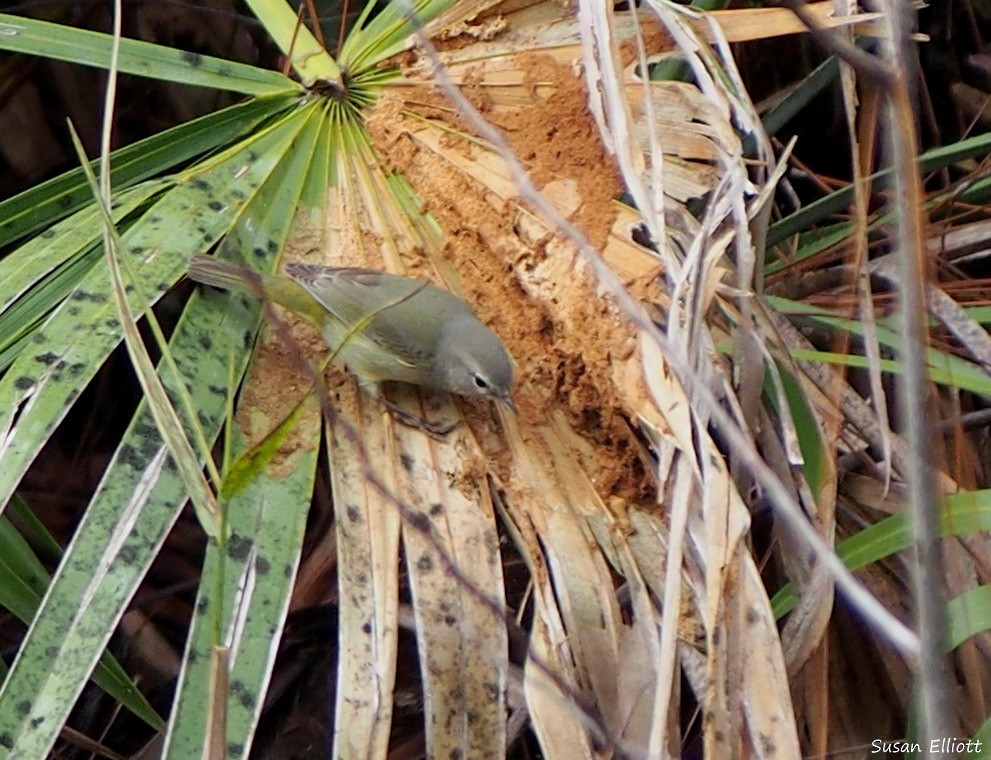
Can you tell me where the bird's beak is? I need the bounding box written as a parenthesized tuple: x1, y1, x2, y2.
(497, 392, 517, 415)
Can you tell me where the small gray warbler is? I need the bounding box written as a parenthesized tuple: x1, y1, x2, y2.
(187, 256, 516, 415)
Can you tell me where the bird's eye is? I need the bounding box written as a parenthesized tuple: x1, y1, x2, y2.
(473, 374, 489, 390)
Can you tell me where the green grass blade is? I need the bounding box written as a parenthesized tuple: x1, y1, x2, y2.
(0, 515, 53, 622)
(162, 109, 326, 759)
(769, 297, 991, 399)
(243, 0, 341, 84)
(0, 290, 257, 756)
(162, 410, 319, 760)
(0, 182, 170, 372)
(0, 499, 165, 731)
(772, 489, 991, 617)
(0, 110, 312, 525)
(767, 131, 991, 248)
(0, 13, 296, 95)
(0, 95, 298, 247)
(67, 117, 226, 541)
(0, 97, 323, 755)
(339, 0, 457, 74)
(0, 102, 316, 747)
(949, 585, 991, 651)
(772, 364, 831, 501)
(761, 56, 837, 137)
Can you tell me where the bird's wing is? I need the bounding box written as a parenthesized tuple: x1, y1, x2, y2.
(284, 264, 467, 364)
(286, 265, 415, 321)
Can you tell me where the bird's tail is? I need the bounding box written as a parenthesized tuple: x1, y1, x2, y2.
(187, 255, 324, 326)
(187, 255, 268, 297)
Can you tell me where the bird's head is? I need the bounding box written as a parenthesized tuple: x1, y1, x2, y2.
(432, 317, 515, 412)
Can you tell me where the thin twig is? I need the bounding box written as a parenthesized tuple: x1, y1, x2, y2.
(773, 0, 893, 85)
(878, 0, 955, 744)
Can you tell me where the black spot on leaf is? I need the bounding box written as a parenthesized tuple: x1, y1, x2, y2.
(406, 512, 429, 533)
(134, 420, 158, 441)
(119, 443, 142, 470)
(227, 534, 253, 561)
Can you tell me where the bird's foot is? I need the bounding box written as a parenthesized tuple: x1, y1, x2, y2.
(377, 396, 460, 437)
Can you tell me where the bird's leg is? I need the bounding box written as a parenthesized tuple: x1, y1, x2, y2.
(377, 395, 459, 437)
(363, 381, 460, 437)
